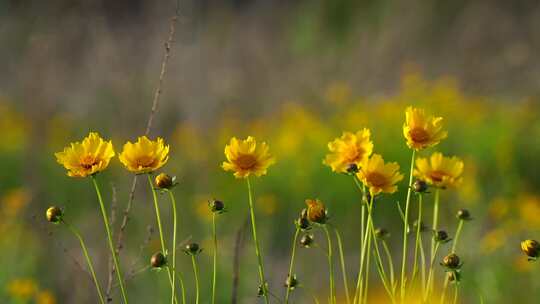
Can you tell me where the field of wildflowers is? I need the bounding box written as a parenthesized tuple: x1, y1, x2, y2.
(2, 1, 540, 304)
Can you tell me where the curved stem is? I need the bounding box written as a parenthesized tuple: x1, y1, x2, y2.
(427, 189, 440, 299)
(91, 176, 128, 304)
(352, 177, 367, 304)
(411, 194, 424, 293)
(147, 175, 177, 303)
(334, 228, 351, 304)
(323, 225, 335, 304)
(176, 271, 186, 304)
(440, 220, 464, 303)
(246, 177, 270, 304)
(285, 228, 300, 304)
(400, 150, 416, 302)
(382, 240, 395, 294)
(63, 220, 106, 304)
(211, 213, 218, 304)
(191, 256, 200, 304)
(167, 190, 178, 304)
(425, 242, 440, 301)
(362, 232, 371, 304)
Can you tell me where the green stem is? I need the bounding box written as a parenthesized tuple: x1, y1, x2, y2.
(427, 190, 440, 299)
(285, 228, 300, 304)
(211, 212, 218, 304)
(63, 220, 106, 304)
(440, 220, 464, 304)
(400, 150, 416, 302)
(334, 228, 351, 304)
(452, 283, 458, 304)
(411, 194, 424, 293)
(147, 175, 177, 303)
(362, 231, 371, 304)
(191, 255, 200, 304)
(91, 176, 128, 304)
(323, 225, 335, 304)
(176, 271, 186, 304)
(425, 242, 440, 301)
(246, 177, 270, 304)
(352, 177, 367, 304)
(382, 240, 395, 294)
(167, 190, 178, 304)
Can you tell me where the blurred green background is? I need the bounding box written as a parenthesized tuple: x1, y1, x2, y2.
(1, 0, 540, 303)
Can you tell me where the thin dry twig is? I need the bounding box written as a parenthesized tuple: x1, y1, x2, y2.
(232, 216, 250, 304)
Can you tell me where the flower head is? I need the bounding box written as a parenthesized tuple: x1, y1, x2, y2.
(150, 252, 167, 268)
(55, 132, 115, 177)
(357, 154, 404, 196)
(414, 153, 464, 189)
(154, 173, 176, 189)
(119, 136, 169, 174)
(305, 199, 328, 224)
(441, 253, 462, 270)
(521, 239, 540, 259)
(403, 107, 447, 150)
(324, 129, 374, 173)
(222, 136, 275, 178)
(46, 206, 63, 223)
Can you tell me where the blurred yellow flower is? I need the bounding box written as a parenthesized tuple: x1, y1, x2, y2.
(36, 290, 56, 304)
(403, 106, 447, 150)
(414, 153, 463, 189)
(222, 136, 275, 178)
(55, 132, 115, 177)
(325, 82, 351, 105)
(6, 278, 37, 299)
(518, 195, 540, 229)
(357, 154, 403, 196)
(324, 129, 373, 173)
(2, 188, 31, 218)
(119, 136, 169, 174)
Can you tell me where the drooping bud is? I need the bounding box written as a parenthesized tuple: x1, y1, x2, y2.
(521, 239, 540, 260)
(434, 230, 451, 243)
(185, 243, 202, 256)
(346, 163, 359, 175)
(284, 274, 298, 290)
(446, 270, 461, 283)
(413, 180, 428, 193)
(209, 199, 225, 213)
(300, 234, 314, 248)
(46, 206, 63, 223)
(155, 173, 175, 189)
(441, 253, 461, 270)
(456, 209, 472, 221)
(151, 252, 167, 268)
(305, 199, 328, 224)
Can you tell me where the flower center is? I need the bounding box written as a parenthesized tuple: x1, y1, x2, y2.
(80, 155, 98, 169)
(344, 146, 362, 163)
(136, 155, 156, 168)
(236, 154, 257, 170)
(429, 170, 447, 182)
(409, 128, 430, 143)
(367, 172, 388, 187)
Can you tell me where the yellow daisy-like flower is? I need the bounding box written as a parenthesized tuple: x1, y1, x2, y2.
(403, 106, 447, 150)
(414, 152, 464, 189)
(357, 154, 404, 196)
(119, 136, 169, 174)
(323, 129, 374, 173)
(222, 136, 275, 178)
(55, 132, 115, 178)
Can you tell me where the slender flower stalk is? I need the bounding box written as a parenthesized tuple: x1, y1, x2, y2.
(381, 239, 396, 294)
(63, 219, 106, 304)
(400, 150, 416, 301)
(176, 271, 187, 304)
(285, 227, 300, 304)
(426, 189, 441, 298)
(191, 255, 200, 304)
(323, 225, 335, 304)
(167, 190, 178, 304)
(411, 193, 425, 292)
(246, 177, 270, 304)
(334, 228, 351, 304)
(147, 175, 176, 301)
(211, 212, 218, 304)
(425, 242, 441, 301)
(91, 176, 129, 304)
(440, 218, 465, 303)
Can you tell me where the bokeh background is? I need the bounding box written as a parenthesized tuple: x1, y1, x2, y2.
(2, 0, 540, 303)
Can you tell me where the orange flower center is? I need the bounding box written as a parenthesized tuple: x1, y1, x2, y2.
(236, 154, 257, 170)
(367, 172, 388, 187)
(136, 155, 157, 168)
(429, 170, 447, 183)
(409, 128, 430, 143)
(80, 155, 98, 169)
(344, 146, 362, 163)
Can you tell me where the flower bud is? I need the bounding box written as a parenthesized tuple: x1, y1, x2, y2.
(257, 283, 268, 297)
(521, 239, 540, 259)
(413, 180, 428, 193)
(300, 234, 314, 248)
(209, 199, 225, 213)
(446, 271, 460, 283)
(284, 274, 298, 290)
(185, 243, 201, 255)
(151, 252, 167, 268)
(155, 173, 175, 189)
(305, 199, 328, 224)
(375, 227, 390, 239)
(456, 209, 472, 221)
(346, 163, 359, 174)
(412, 220, 429, 232)
(441, 253, 461, 270)
(434, 230, 450, 243)
(46, 206, 63, 223)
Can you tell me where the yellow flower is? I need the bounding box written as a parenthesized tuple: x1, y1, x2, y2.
(357, 154, 403, 196)
(36, 290, 56, 304)
(55, 132, 115, 177)
(414, 152, 464, 189)
(6, 278, 37, 299)
(119, 136, 169, 174)
(222, 136, 275, 178)
(323, 129, 373, 173)
(403, 106, 447, 150)
(305, 199, 327, 224)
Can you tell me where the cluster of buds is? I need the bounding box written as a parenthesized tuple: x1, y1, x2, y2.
(521, 239, 540, 261)
(46, 206, 64, 224)
(150, 252, 167, 268)
(184, 243, 202, 256)
(305, 199, 328, 224)
(434, 230, 452, 244)
(154, 173, 178, 190)
(209, 199, 226, 214)
(284, 274, 298, 290)
(412, 179, 429, 193)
